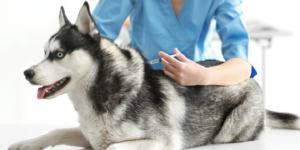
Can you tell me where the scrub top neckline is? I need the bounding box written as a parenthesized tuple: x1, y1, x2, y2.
(168, 0, 186, 19)
(162, 0, 191, 42)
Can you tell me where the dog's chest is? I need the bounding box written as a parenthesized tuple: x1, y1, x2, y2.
(79, 116, 116, 149)
(69, 91, 143, 149)
(78, 111, 144, 150)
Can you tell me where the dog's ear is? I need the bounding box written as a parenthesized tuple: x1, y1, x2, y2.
(75, 2, 100, 40)
(59, 6, 71, 28)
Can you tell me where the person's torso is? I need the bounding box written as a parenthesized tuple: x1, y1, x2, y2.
(128, 0, 224, 69)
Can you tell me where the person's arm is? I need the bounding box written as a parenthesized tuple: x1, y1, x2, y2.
(213, 0, 253, 85)
(159, 48, 251, 86)
(159, 0, 252, 86)
(92, 0, 135, 41)
(207, 57, 251, 85)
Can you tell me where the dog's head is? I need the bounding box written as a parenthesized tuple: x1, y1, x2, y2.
(23, 2, 101, 99)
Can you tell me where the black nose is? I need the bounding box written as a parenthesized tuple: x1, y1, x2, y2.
(24, 69, 35, 79)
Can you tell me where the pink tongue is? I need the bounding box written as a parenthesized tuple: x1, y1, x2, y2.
(37, 85, 54, 99)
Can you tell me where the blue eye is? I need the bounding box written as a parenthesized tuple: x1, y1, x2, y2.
(56, 51, 65, 59)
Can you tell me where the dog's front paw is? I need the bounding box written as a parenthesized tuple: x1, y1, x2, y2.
(8, 139, 50, 150)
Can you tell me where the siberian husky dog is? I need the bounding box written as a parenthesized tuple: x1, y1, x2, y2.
(9, 2, 300, 150)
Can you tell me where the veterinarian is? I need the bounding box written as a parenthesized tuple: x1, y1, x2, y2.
(92, 0, 257, 86)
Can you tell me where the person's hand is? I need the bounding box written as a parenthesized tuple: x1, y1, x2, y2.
(158, 48, 211, 86)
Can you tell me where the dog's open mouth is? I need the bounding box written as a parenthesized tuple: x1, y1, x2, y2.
(37, 77, 71, 99)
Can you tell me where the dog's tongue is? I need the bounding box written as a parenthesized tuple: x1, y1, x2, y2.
(37, 85, 54, 99)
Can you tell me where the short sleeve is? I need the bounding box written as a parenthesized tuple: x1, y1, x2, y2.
(214, 0, 249, 61)
(92, 0, 135, 41)
(215, 0, 257, 78)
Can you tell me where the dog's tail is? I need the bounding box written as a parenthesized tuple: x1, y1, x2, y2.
(266, 110, 300, 130)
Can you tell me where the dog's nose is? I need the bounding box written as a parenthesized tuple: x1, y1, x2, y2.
(24, 69, 35, 79)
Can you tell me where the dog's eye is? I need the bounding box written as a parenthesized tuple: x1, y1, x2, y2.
(56, 51, 65, 59)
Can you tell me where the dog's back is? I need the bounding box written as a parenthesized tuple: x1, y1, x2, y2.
(124, 60, 264, 148)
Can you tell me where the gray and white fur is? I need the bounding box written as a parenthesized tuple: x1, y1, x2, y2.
(9, 2, 300, 150)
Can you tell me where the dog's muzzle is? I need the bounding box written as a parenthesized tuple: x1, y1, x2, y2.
(24, 69, 35, 80)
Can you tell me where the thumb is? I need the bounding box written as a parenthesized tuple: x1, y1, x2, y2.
(175, 48, 188, 62)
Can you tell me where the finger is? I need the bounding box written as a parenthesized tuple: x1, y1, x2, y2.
(162, 60, 177, 75)
(161, 59, 171, 66)
(174, 48, 188, 63)
(158, 51, 182, 68)
(163, 67, 178, 81)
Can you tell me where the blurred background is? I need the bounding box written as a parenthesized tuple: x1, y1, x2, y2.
(0, 0, 299, 126)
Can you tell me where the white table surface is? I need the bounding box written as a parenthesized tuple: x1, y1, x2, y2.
(2, 124, 300, 150)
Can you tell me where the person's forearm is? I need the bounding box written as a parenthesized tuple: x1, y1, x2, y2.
(159, 49, 251, 86)
(205, 58, 251, 86)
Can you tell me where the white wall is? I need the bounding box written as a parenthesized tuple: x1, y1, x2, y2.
(243, 0, 300, 115)
(0, 0, 299, 125)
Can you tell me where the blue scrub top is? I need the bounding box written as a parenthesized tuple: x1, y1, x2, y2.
(93, 0, 257, 78)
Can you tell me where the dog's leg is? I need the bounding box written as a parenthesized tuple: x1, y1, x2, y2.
(106, 140, 177, 150)
(8, 127, 91, 150)
(212, 97, 266, 143)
